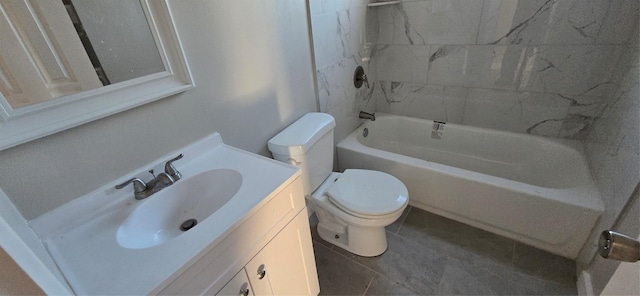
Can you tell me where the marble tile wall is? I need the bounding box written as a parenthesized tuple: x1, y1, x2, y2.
(310, 0, 376, 148)
(579, 26, 639, 293)
(369, 0, 638, 139)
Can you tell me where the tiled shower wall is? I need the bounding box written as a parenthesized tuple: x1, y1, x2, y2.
(310, 0, 376, 144)
(580, 25, 639, 293)
(370, 0, 638, 139)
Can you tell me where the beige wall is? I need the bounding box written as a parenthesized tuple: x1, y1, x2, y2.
(0, 0, 317, 220)
(0, 247, 44, 295)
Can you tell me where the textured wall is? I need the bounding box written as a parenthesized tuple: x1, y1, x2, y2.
(370, 0, 638, 140)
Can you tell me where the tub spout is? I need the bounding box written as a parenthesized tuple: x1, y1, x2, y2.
(359, 111, 375, 121)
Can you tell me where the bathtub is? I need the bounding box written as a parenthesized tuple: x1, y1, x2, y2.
(336, 113, 603, 259)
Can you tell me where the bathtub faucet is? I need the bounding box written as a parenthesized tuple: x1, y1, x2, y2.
(359, 111, 375, 121)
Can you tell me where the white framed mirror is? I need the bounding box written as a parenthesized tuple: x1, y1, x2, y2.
(0, 0, 193, 150)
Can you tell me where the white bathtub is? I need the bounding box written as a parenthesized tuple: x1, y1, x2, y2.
(336, 113, 603, 259)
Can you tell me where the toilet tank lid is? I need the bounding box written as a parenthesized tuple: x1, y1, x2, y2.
(268, 112, 336, 156)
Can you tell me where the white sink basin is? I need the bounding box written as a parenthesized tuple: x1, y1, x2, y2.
(117, 169, 243, 249)
(35, 133, 301, 295)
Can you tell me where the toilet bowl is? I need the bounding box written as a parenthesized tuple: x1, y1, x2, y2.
(267, 112, 409, 257)
(311, 170, 408, 256)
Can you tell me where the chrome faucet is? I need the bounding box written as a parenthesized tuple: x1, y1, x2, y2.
(164, 154, 183, 181)
(115, 178, 149, 199)
(359, 111, 375, 121)
(115, 154, 183, 200)
(146, 170, 175, 192)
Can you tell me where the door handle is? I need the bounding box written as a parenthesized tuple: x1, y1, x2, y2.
(599, 230, 640, 262)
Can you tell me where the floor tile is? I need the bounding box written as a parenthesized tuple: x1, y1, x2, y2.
(513, 242, 576, 281)
(437, 259, 503, 295)
(310, 206, 578, 296)
(337, 231, 447, 295)
(437, 255, 522, 296)
(364, 273, 419, 295)
(385, 206, 412, 234)
(313, 241, 375, 296)
(511, 242, 577, 295)
(397, 207, 514, 265)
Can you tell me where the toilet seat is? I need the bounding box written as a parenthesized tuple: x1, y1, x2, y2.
(326, 169, 408, 218)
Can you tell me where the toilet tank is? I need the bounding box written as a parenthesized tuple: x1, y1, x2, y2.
(268, 113, 336, 196)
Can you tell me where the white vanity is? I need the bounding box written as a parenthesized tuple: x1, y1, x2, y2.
(30, 133, 320, 295)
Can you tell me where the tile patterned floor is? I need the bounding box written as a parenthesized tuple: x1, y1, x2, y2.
(310, 206, 577, 295)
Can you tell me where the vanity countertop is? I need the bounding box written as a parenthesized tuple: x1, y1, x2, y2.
(30, 133, 300, 295)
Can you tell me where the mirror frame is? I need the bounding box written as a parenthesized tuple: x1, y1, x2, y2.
(0, 0, 193, 151)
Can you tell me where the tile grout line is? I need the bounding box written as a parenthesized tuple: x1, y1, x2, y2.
(313, 238, 335, 251)
(395, 205, 412, 234)
(323, 241, 379, 275)
(433, 253, 451, 296)
(319, 242, 387, 295)
(320, 230, 420, 296)
(361, 275, 375, 296)
(510, 240, 517, 281)
(361, 269, 419, 296)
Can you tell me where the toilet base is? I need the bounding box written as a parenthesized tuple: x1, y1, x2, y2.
(316, 210, 388, 257)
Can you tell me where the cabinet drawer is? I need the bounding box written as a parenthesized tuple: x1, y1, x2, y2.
(158, 177, 304, 295)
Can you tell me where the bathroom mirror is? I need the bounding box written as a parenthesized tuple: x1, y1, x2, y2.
(0, 0, 193, 150)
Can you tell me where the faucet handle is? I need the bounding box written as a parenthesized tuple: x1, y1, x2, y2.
(156, 172, 175, 186)
(353, 66, 369, 89)
(164, 154, 183, 181)
(115, 178, 148, 195)
(361, 73, 370, 89)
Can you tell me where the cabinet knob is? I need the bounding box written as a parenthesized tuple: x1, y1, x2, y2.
(239, 288, 250, 296)
(257, 264, 266, 280)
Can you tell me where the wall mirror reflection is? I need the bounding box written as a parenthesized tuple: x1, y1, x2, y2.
(62, 0, 165, 87)
(0, 0, 193, 150)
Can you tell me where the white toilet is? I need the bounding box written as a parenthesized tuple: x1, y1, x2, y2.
(268, 113, 408, 257)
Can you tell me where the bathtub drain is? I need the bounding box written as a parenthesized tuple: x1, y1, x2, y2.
(363, 128, 368, 137)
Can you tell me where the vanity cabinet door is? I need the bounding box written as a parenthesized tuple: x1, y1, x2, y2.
(245, 211, 320, 295)
(214, 268, 254, 296)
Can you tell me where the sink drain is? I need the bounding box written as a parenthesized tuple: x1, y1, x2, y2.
(180, 219, 198, 231)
